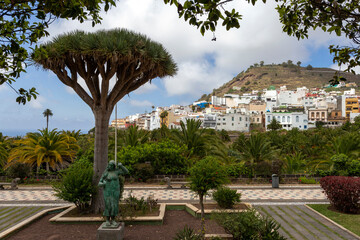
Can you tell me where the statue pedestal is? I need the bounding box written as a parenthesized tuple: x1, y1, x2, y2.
(96, 222, 124, 240)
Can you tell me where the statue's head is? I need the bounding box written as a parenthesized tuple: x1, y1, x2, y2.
(108, 160, 116, 170)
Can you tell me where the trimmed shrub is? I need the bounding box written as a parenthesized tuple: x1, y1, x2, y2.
(133, 162, 154, 182)
(320, 176, 360, 213)
(212, 186, 241, 209)
(299, 176, 318, 184)
(212, 209, 286, 240)
(118, 140, 187, 175)
(52, 159, 95, 211)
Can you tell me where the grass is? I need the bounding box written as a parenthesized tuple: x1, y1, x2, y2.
(308, 204, 360, 237)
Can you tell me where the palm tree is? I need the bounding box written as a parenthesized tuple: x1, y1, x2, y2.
(160, 110, 168, 126)
(7, 129, 79, 177)
(172, 119, 207, 158)
(43, 109, 53, 130)
(240, 133, 278, 176)
(122, 125, 149, 147)
(32, 29, 177, 213)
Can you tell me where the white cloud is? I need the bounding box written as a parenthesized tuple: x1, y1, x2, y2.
(330, 63, 360, 74)
(29, 95, 46, 109)
(45, 0, 348, 98)
(134, 82, 158, 94)
(129, 99, 153, 107)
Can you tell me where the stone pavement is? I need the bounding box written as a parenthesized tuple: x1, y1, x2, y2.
(1, 185, 358, 240)
(0, 185, 327, 203)
(256, 205, 358, 240)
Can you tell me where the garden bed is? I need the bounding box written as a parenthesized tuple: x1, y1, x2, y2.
(7, 209, 230, 240)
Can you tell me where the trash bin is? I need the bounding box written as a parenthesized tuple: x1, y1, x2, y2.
(272, 174, 279, 188)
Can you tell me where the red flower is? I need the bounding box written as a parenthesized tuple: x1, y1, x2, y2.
(37, 179, 39, 181)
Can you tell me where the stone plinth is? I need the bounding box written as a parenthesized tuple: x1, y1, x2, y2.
(96, 222, 124, 240)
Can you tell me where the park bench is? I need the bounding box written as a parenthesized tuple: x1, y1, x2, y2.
(164, 177, 189, 189)
(0, 178, 20, 190)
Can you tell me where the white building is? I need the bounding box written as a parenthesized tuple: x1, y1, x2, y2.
(265, 112, 308, 130)
(149, 109, 161, 130)
(262, 89, 278, 111)
(211, 96, 226, 106)
(216, 112, 250, 132)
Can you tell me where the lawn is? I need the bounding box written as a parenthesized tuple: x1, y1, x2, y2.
(307, 204, 360, 237)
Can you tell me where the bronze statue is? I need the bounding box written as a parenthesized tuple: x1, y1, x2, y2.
(98, 160, 129, 227)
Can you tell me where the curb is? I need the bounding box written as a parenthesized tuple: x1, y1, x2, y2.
(0, 205, 72, 239)
(304, 204, 360, 240)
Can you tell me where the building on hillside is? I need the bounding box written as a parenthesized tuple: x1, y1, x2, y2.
(168, 121, 182, 130)
(278, 88, 307, 106)
(149, 109, 161, 130)
(265, 106, 308, 131)
(203, 113, 218, 129)
(341, 96, 360, 119)
(216, 111, 250, 132)
(308, 107, 328, 123)
(249, 100, 266, 114)
(262, 89, 278, 111)
(327, 110, 346, 127)
(344, 88, 356, 95)
(110, 118, 127, 129)
(211, 96, 226, 106)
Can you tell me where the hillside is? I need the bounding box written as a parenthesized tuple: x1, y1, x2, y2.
(199, 64, 360, 101)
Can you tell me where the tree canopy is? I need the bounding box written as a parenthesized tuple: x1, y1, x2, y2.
(0, 0, 116, 103)
(1, 0, 359, 102)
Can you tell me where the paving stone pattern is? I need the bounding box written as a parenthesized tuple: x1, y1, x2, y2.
(256, 205, 358, 240)
(0, 206, 47, 234)
(0, 188, 327, 201)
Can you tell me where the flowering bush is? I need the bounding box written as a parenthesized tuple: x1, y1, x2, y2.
(320, 176, 360, 213)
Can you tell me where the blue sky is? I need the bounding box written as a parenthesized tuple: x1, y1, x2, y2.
(0, 0, 350, 136)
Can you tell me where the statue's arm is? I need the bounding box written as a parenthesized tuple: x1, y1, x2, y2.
(98, 172, 107, 187)
(118, 163, 129, 175)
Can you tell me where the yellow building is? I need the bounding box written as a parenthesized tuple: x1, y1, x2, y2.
(345, 97, 359, 119)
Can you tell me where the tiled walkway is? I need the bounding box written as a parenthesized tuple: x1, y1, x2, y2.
(0, 186, 327, 202)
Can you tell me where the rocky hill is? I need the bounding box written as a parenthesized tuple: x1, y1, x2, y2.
(199, 64, 360, 101)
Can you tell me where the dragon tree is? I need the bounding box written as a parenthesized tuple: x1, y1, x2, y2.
(32, 29, 177, 212)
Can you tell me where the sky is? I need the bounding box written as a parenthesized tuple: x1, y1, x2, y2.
(0, 0, 352, 136)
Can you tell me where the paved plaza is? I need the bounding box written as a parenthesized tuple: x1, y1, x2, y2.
(0, 185, 327, 203)
(2, 185, 358, 240)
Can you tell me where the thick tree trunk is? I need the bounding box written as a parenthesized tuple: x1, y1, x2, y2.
(91, 108, 112, 214)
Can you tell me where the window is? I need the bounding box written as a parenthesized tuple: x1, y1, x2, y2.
(282, 116, 285, 122)
(311, 112, 314, 117)
(223, 123, 226, 125)
(217, 123, 220, 125)
(232, 117, 234, 121)
(232, 123, 234, 126)
(257, 118, 260, 122)
(287, 116, 290, 122)
(245, 124, 248, 127)
(335, 112, 338, 116)
(223, 118, 225, 121)
(296, 116, 299, 122)
(246, 117, 248, 121)
(267, 116, 270, 122)
(304, 125, 307, 129)
(239, 117, 242, 121)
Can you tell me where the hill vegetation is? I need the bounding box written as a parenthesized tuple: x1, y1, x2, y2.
(199, 62, 360, 101)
